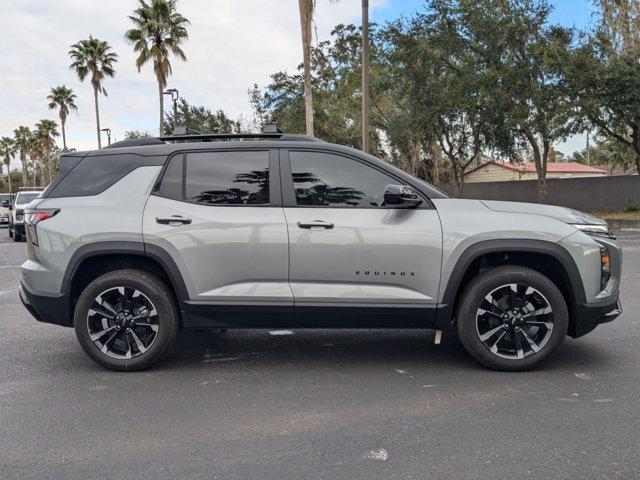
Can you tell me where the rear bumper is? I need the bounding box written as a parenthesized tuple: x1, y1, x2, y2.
(19, 283, 72, 327)
(571, 295, 622, 338)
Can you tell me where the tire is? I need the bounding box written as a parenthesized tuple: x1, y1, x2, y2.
(456, 266, 568, 371)
(8, 226, 13, 238)
(13, 233, 21, 242)
(74, 269, 179, 371)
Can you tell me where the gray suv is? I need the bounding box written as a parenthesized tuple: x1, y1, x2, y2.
(19, 128, 622, 371)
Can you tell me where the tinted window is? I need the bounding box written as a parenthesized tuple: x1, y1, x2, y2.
(47, 153, 165, 198)
(157, 154, 183, 199)
(185, 151, 269, 205)
(290, 151, 397, 207)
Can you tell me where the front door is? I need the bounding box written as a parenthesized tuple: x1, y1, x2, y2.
(143, 148, 292, 327)
(281, 149, 443, 327)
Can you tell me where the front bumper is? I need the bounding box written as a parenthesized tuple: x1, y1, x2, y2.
(19, 283, 72, 327)
(572, 295, 622, 338)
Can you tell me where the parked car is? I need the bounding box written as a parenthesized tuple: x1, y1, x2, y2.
(9, 190, 43, 241)
(19, 127, 622, 371)
(0, 193, 11, 225)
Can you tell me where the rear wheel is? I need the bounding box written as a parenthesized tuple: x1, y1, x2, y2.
(8, 226, 13, 238)
(74, 269, 179, 371)
(456, 266, 568, 371)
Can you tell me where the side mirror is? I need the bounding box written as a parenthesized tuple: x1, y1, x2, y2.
(384, 184, 423, 208)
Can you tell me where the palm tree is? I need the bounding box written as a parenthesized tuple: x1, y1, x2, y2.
(13, 126, 31, 186)
(35, 120, 59, 183)
(27, 133, 43, 187)
(297, 0, 338, 137)
(0, 137, 16, 193)
(69, 36, 118, 148)
(125, 0, 190, 136)
(47, 85, 78, 151)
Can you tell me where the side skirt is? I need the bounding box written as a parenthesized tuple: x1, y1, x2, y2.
(181, 301, 294, 329)
(180, 301, 438, 329)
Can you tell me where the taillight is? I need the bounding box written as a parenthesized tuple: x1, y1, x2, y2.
(31, 209, 59, 225)
(26, 208, 59, 246)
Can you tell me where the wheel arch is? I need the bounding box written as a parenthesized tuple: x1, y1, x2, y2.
(435, 239, 586, 337)
(63, 241, 188, 324)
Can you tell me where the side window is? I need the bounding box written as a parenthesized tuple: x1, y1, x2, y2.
(289, 151, 398, 207)
(185, 151, 269, 205)
(157, 154, 183, 199)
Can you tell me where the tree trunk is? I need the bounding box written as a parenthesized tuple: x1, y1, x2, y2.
(94, 86, 102, 149)
(524, 131, 548, 203)
(20, 151, 26, 186)
(298, 0, 314, 137)
(451, 164, 464, 197)
(61, 116, 67, 152)
(159, 81, 165, 137)
(361, 0, 370, 153)
(6, 163, 12, 193)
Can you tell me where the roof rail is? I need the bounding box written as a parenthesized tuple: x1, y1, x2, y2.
(159, 123, 323, 143)
(104, 124, 324, 149)
(105, 137, 165, 149)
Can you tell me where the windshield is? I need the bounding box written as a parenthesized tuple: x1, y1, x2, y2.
(16, 193, 40, 205)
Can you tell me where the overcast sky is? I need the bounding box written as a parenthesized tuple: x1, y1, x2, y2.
(0, 0, 593, 167)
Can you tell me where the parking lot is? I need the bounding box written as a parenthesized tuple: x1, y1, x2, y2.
(0, 230, 639, 479)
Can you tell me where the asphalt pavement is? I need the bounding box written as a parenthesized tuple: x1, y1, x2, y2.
(1, 228, 639, 479)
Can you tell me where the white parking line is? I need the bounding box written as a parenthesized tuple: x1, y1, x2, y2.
(269, 330, 293, 335)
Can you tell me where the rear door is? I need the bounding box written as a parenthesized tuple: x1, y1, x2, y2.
(281, 148, 443, 327)
(143, 148, 292, 327)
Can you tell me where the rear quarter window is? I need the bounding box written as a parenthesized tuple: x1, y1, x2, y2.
(47, 153, 165, 198)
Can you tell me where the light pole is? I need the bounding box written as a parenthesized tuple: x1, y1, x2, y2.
(163, 88, 179, 134)
(100, 128, 111, 146)
(361, 0, 370, 154)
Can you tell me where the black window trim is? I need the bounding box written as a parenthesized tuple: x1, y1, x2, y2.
(279, 147, 434, 210)
(151, 147, 282, 207)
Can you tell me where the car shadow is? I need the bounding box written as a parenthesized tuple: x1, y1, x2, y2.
(156, 328, 612, 373)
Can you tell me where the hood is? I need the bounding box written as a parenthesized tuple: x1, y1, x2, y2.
(481, 200, 607, 226)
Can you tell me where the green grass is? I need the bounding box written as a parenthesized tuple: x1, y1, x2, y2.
(590, 211, 640, 220)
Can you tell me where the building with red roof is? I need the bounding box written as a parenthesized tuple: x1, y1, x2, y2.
(465, 161, 607, 183)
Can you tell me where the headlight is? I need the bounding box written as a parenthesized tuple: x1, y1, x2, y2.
(570, 223, 614, 238)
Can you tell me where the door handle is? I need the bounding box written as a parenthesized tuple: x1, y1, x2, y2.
(156, 215, 192, 226)
(297, 220, 334, 229)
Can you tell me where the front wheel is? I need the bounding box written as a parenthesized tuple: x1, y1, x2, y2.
(456, 266, 568, 371)
(74, 269, 179, 371)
